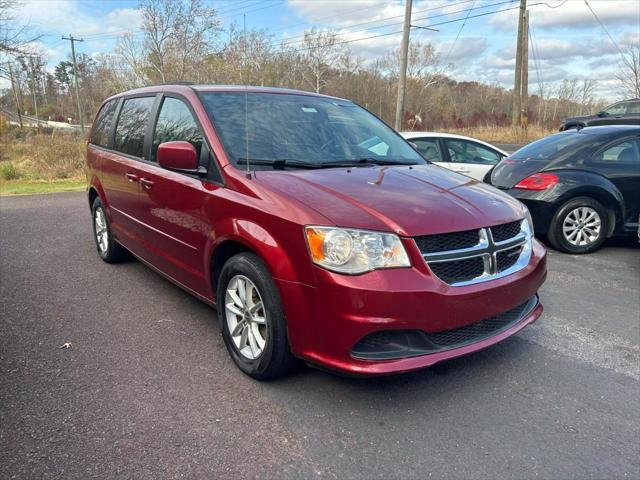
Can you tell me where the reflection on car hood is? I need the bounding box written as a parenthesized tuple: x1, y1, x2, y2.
(255, 165, 525, 236)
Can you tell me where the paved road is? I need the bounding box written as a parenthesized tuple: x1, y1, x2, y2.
(1, 192, 639, 479)
(492, 142, 526, 154)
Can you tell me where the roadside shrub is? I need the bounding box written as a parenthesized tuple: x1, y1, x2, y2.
(0, 162, 21, 180)
(0, 129, 85, 181)
(0, 117, 8, 136)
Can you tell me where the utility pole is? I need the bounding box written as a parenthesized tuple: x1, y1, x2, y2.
(7, 62, 23, 129)
(511, 0, 527, 126)
(394, 0, 412, 131)
(62, 34, 85, 131)
(521, 10, 529, 128)
(28, 56, 40, 130)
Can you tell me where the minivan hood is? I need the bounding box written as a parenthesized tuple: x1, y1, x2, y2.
(254, 165, 525, 237)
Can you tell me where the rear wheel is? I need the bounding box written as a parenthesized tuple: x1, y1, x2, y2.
(217, 253, 297, 380)
(548, 197, 608, 254)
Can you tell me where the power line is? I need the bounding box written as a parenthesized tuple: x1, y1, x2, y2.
(583, 0, 626, 60)
(273, 0, 517, 49)
(284, 4, 524, 55)
(441, 0, 477, 67)
(269, 0, 477, 37)
(529, 22, 543, 88)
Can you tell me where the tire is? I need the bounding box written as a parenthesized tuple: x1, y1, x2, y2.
(91, 197, 127, 263)
(547, 196, 609, 254)
(217, 253, 297, 380)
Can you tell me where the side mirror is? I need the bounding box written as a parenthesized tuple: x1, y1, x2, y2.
(157, 141, 200, 173)
(597, 111, 608, 117)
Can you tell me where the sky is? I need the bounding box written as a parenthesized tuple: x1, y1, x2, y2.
(13, 0, 640, 100)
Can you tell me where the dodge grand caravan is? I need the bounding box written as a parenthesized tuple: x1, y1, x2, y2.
(86, 84, 547, 379)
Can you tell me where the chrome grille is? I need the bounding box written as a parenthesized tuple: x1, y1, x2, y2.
(416, 219, 532, 286)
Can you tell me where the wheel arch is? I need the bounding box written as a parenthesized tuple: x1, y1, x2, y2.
(210, 239, 255, 296)
(554, 181, 623, 238)
(205, 219, 311, 303)
(87, 176, 109, 211)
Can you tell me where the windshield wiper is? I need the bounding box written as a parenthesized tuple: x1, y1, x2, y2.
(236, 158, 322, 169)
(324, 158, 422, 167)
(236, 157, 422, 170)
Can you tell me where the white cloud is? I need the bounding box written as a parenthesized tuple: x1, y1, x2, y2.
(18, 1, 141, 38)
(286, 0, 405, 28)
(438, 37, 488, 63)
(490, 0, 640, 32)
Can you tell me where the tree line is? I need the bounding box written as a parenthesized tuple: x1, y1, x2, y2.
(2, 0, 639, 131)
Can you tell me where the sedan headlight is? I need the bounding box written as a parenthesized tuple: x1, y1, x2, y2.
(522, 203, 534, 236)
(305, 226, 411, 274)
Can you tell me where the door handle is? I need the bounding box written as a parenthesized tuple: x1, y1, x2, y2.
(139, 178, 154, 190)
(125, 173, 139, 183)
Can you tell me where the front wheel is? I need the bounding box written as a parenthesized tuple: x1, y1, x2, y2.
(547, 197, 608, 254)
(91, 197, 127, 263)
(217, 253, 297, 380)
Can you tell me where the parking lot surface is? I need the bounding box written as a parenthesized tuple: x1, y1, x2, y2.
(1, 192, 639, 479)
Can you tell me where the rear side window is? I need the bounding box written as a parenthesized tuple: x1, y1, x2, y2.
(91, 100, 118, 147)
(595, 140, 640, 163)
(114, 97, 155, 158)
(151, 97, 203, 162)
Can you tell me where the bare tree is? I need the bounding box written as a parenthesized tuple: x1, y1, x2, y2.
(118, 0, 220, 84)
(617, 42, 640, 99)
(218, 26, 277, 86)
(299, 28, 341, 94)
(0, 0, 39, 78)
(578, 79, 597, 115)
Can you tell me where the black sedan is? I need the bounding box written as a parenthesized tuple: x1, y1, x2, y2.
(560, 99, 640, 131)
(489, 126, 640, 253)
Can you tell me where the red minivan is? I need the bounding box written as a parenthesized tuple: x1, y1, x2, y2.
(86, 84, 547, 379)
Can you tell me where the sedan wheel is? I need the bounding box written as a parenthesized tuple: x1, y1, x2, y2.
(562, 206, 601, 247)
(548, 196, 608, 254)
(225, 275, 267, 360)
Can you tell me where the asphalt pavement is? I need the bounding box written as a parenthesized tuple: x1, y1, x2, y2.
(1, 192, 639, 479)
(492, 142, 525, 154)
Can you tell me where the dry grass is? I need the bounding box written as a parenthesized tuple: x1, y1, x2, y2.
(439, 125, 556, 144)
(0, 127, 86, 183)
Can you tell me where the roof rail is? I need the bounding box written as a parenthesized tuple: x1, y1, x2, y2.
(157, 81, 195, 86)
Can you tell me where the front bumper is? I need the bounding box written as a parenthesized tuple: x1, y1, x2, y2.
(277, 238, 547, 376)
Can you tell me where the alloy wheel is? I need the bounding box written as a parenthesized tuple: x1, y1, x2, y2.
(94, 207, 109, 254)
(562, 206, 601, 247)
(225, 275, 267, 360)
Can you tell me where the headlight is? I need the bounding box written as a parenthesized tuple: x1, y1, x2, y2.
(305, 226, 411, 274)
(522, 204, 534, 236)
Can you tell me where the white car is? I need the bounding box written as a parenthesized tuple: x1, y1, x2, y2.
(401, 132, 509, 181)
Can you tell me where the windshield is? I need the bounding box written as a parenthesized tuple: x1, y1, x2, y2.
(200, 92, 426, 169)
(509, 132, 587, 160)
